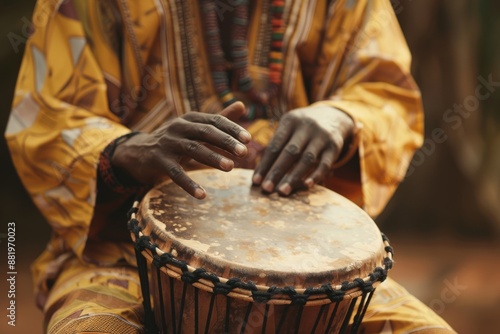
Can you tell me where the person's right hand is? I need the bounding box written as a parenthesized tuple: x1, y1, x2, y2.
(112, 102, 251, 199)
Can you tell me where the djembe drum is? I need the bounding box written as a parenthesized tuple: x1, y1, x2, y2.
(128, 169, 393, 334)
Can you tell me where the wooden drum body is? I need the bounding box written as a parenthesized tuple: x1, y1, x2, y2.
(129, 169, 393, 334)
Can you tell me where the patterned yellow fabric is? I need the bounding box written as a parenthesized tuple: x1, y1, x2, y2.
(43, 258, 143, 334)
(5, 0, 430, 331)
(363, 278, 455, 333)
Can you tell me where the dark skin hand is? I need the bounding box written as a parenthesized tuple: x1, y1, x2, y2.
(112, 102, 250, 199)
(252, 106, 355, 195)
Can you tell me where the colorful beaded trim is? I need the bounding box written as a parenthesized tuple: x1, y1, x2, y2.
(200, 0, 285, 118)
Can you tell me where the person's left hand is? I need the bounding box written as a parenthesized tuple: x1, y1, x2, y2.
(252, 106, 355, 195)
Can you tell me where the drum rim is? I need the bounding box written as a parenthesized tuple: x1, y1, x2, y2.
(128, 201, 394, 306)
(139, 168, 386, 280)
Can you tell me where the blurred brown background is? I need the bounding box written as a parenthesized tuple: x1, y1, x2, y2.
(1, 0, 499, 333)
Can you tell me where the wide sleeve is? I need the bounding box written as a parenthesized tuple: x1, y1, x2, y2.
(4, 0, 131, 260)
(311, 0, 424, 217)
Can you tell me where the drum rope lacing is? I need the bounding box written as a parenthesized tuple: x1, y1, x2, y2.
(127, 201, 394, 333)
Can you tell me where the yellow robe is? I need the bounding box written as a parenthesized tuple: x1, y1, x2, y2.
(5, 0, 438, 332)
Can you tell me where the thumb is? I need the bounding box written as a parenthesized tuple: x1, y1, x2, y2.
(219, 101, 246, 122)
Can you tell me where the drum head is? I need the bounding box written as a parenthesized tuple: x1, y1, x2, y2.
(138, 169, 385, 288)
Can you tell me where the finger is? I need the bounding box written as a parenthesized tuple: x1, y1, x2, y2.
(276, 138, 325, 196)
(183, 112, 251, 143)
(304, 147, 337, 189)
(179, 139, 235, 171)
(185, 124, 249, 157)
(219, 101, 246, 122)
(260, 129, 310, 193)
(162, 161, 206, 199)
(252, 117, 295, 185)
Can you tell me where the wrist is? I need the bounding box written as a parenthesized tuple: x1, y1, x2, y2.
(99, 132, 147, 194)
(303, 104, 359, 168)
(111, 133, 139, 172)
(328, 108, 360, 169)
